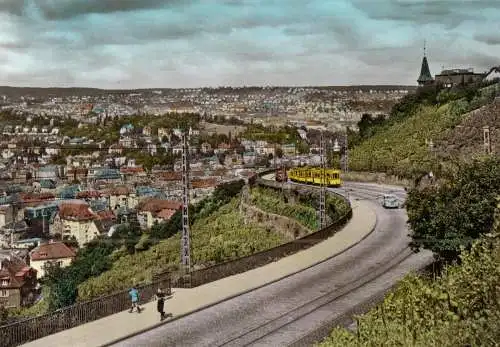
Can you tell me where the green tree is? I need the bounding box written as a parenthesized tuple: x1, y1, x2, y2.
(406, 157, 500, 261)
(150, 210, 182, 241)
(43, 239, 116, 310)
(296, 140, 310, 155)
(43, 262, 78, 310)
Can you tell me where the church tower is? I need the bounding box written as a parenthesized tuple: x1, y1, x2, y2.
(417, 40, 434, 86)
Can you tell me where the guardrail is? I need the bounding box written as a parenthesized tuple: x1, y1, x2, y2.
(0, 274, 171, 347)
(172, 169, 352, 288)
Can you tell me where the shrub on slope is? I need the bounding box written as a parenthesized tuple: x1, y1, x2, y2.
(249, 187, 319, 230)
(436, 97, 500, 160)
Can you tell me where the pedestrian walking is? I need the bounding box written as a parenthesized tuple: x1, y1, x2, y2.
(129, 286, 142, 313)
(155, 288, 167, 321)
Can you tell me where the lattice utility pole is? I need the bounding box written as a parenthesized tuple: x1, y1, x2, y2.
(319, 131, 327, 229)
(181, 132, 191, 277)
(343, 132, 349, 173)
(483, 126, 492, 155)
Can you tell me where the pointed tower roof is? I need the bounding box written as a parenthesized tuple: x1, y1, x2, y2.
(417, 41, 433, 85)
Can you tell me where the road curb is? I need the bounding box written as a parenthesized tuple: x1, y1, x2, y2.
(101, 205, 378, 347)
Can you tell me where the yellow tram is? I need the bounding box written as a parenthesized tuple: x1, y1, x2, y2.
(287, 166, 342, 187)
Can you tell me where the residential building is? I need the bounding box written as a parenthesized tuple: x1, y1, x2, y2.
(105, 186, 138, 210)
(136, 198, 182, 229)
(0, 255, 37, 309)
(435, 68, 485, 88)
(200, 142, 212, 154)
(0, 205, 13, 229)
(29, 242, 76, 279)
(51, 202, 98, 247)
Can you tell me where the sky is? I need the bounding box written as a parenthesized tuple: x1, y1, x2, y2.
(0, 0, 499, 89)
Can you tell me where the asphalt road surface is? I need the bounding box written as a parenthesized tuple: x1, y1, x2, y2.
(110, 182, 430, 347)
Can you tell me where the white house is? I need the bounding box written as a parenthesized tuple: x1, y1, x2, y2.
(29, 242, 76, 279)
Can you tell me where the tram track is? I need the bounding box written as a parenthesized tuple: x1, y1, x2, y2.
(215, 247, 415, 347)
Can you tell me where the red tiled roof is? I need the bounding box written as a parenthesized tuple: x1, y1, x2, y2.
(192, 178, 217, 188)
(155, 208, 177, 220)
(30, 242, 76, 261)
(103, 186, 132, 196)
(0, 256, 34, 289)
(158, 171, 182, 181)
(137, 198, 182, 213)
(14, 266, 31, 277)
(67, 167, 88, 175)
(19, 192, 55, 204)
(120, 167, 145, 174)
(58, 202, 95, 221)
(95, 210, 116, 220)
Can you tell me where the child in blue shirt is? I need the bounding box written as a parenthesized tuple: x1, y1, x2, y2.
(128, 287, 142, 313)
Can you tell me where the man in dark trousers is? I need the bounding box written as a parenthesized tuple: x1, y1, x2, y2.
(155, 288, 167, 321)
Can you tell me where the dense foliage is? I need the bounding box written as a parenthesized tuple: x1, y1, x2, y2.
(150, 210, 183, 241)
(294, 190, 351, 222)
(190, 179, 245, 220)
(406, 157, 500, 261)
(318, 152, 500, 346)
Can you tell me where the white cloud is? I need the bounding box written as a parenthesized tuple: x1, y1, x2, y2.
(0, 0, 498, 88)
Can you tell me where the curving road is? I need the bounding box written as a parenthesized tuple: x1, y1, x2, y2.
(109, 182, 432, 347)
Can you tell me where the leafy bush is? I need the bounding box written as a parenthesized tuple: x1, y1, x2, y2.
(406, 157, 500, 261)
(150, 210, 182, 241)
(42, 239, 116, 310)
(191, 179, 245, 220)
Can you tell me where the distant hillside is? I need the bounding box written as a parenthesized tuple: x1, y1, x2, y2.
(347, 82, 500, 178)
(0, 85, 417, 98)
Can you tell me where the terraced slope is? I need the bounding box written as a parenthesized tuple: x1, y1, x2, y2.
(348, 83, 499, 178)
(436, 97, 500, 159)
